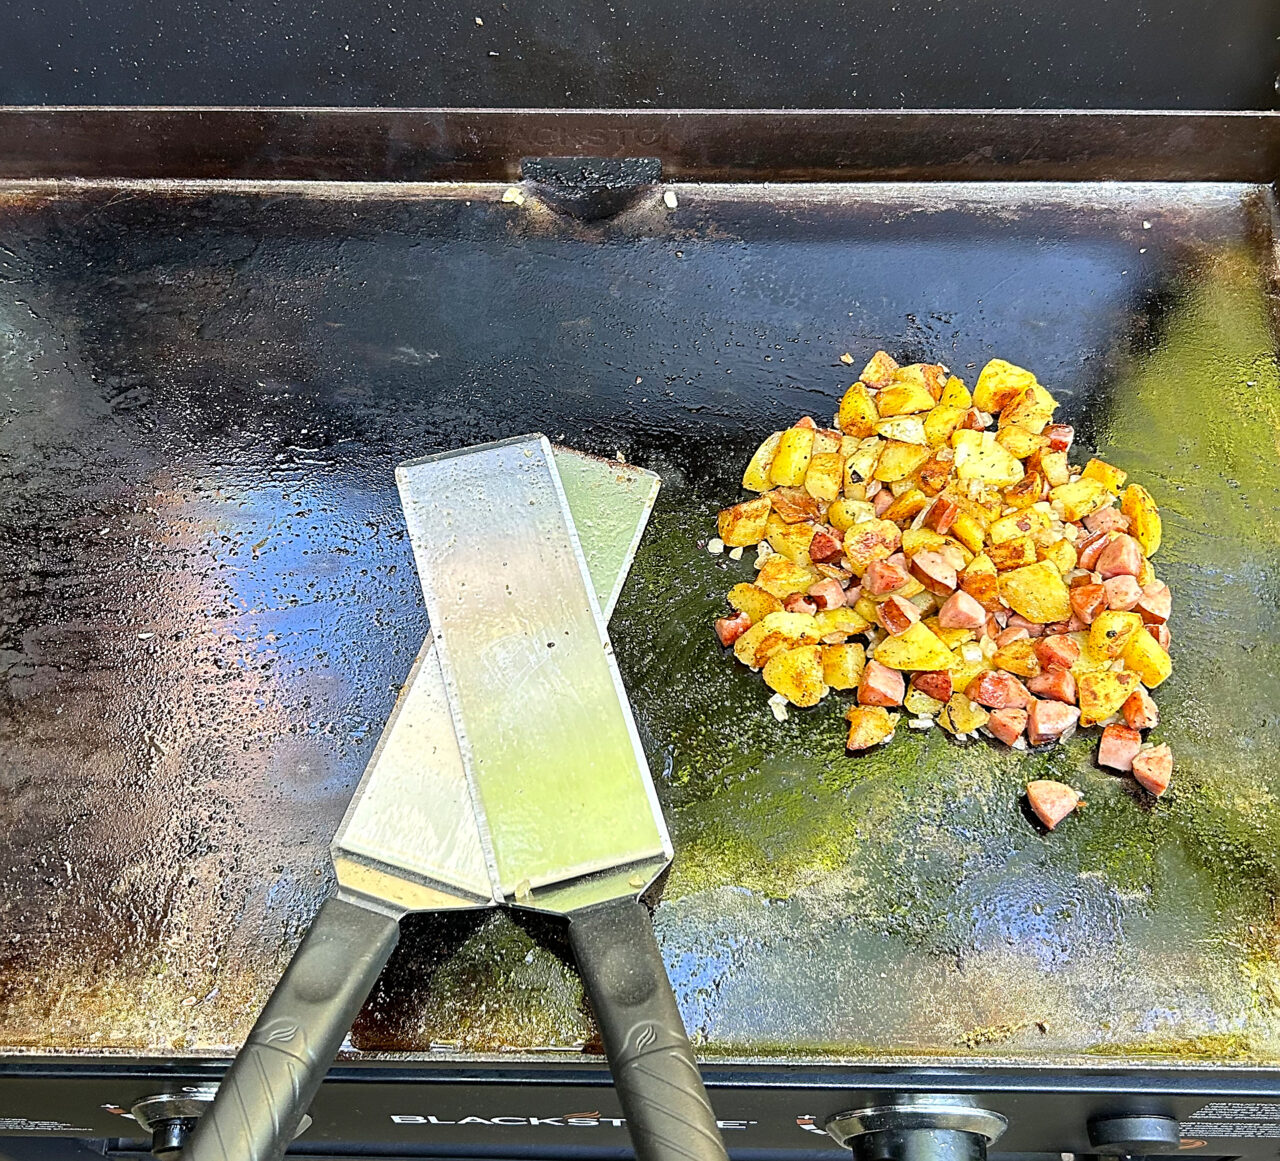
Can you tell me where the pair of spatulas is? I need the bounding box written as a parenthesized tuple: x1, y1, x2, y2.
(184, 437, 728, 1161)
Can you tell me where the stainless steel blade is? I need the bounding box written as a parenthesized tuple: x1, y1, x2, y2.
(397, 435, 671, 915)
(333, 447, 660, 916)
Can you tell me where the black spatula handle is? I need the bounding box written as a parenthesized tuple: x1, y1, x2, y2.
(569, 896, 729, 1161)
(184, 896, 400, 1161)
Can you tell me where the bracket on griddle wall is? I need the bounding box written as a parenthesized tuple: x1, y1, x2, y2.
(519, 155, 662, 219)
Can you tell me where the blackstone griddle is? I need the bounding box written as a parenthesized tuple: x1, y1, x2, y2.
(0, 106, 1279, 1161)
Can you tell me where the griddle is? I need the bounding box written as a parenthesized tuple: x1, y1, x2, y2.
(0, 109, 1279, 1158)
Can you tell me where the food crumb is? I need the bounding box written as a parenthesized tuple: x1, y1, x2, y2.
(707, 537, 724, 555)
(728, 546, 744, 560)
(475, 14, 483, 23)
(501, 187, 525, 206)
(840, 352, 854, 365)
(768, 693, 790, 722)
(1142, 220, 1152, 229)
(663, 190, 679, 210)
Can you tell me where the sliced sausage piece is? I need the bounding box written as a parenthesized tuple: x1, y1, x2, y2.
(1026, 780, 1082, 829)
(873, 489, 895, 517)
(715, 611, 752, 646)
(1076, 530, 1113, 571)
(1043, 423, 1074, 453)
(911, 670, 953, 702)
(995, 626, 1030, 648)
(1027, 668, 1077, 704)
(924, 496, 960, 535)
(877, 594, 921, 636)
(794, 415, 818, 430)
(864, 557, 912, 595)
(1097, 533, 1143, 579)
(1122, 686, 1159, 731)
(858, 659, 905, 707)
(910, 549, 958, 596)
(967, 671, 1032, 709)
(1148, 623, 1172, 651)
(1132, 744, 1173, 796)
(1034, 633, 1081, 671)
(932, 589, 984, 633)
(809, 529, 844, 564)
(1006, 613, 1045, 638)
(1136, 580, 1171, 625)
(988, 707, 1029, 746)
(1084, 506, 1131, 534)
(1027, 699, 1081, 745)
(1098, 723, 1143, 771)
(1069, 582, 1108, 625)
(807, 578, 847, 610)
(783, 593, 818, 615)
(1104, 574, 1143, 611)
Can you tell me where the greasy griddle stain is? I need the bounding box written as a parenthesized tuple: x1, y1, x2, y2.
(0, 181, 1276, 1062)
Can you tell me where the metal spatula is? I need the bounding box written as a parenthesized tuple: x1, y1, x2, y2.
(398, 435, 728, 1161)
(184, 447, 659, 1161)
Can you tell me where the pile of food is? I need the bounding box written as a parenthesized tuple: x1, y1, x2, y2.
(711, 352, 1173, 830)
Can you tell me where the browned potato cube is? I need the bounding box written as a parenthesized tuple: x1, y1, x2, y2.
(718, 495, 772, 546)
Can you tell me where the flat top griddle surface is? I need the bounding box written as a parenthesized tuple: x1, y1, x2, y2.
(0, 180, 1277, 1064)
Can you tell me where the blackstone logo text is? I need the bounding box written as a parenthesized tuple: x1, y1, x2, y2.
(390, 1115, 757, 1130)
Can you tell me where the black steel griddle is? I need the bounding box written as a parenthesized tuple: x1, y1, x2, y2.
(0, 109, 1279, 1158)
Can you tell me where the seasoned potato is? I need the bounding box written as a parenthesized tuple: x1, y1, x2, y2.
(923, 405, 966, 448)
(1068, 632, 1112, 674)
(873, 622, 955, 671)
(812, 429, 842, 456)
(877, 380, 935, 416)
(828, 497, 876, 532)
(916, 449, 955, 495)
(989, 508, 1050, 545)
(938, 692, 990, 734)
(988, 537, 1038, 571)
(998, 560, 1072, 623)
(995, 424, 1046, 460)
(1077, 669, 1141, 727)
(926, 618, 977, 649)
(852, 594, 879, 623)
(770, 487, 823, 524)
(904, 686, 946, 717)
(815, 606, 871, 638)
(1049, 477, 1110, 521)
(742, 431, 783, 492)
(770, 427, 816, 486)
(973, 358, 1037, 413)
(751, 611, 823, 666)
(951, 430, 1025, 487)
(1037, 538, 1078, 575)
(1081, 458, 1127, 495)
(1122, 627, 1173, 688)
(763, 514, 818, 564)
(1003, 470, 1043, 509)
(883, 487, 930, 523)
(998, 382, 1058, 434)
(950, 511, 987, 554)
(902, 527, 949, 557)
(875, 415, 928, 445)
(874, 440, 932, 482)
(993, 637, 1040, 678)
(938, 376, 971, 409)
(718, 495, 772, 546)
(1029, 448, 1071, 487)
(1088, 610, 1144, 659)
(837, 384, 879, 437)
(732, 621, 771, 668)
(764, 644, 828, 706)
(821, 642, 867, 689)
(842, 519, 901, 576)
(756, 557, 819, 598)
(844, 436, 883, 483)
(846, 705, 898, 750)
(1121, 483, 1162, 556)
(727, 583, 783, 624)
(804, 452, 845, 502)
(859, 351, 900, 389)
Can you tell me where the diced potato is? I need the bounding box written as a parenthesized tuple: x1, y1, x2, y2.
(998, 382, 1058, 434)
(873, 622, 955, 671)
(988, 537, 1038, 571)
(883, 487, 930, 523)
(828, 497, 876, 532)
(812, 429, 841, 456)
(764, 514, 818, 564)
(1088, 610, 1144, 659)
(923, 405, 966, 448)
(916, 450, 955, 495)
(837, 384, 879, 437)
(948, 658, 993, 698)
(998, 560, 1072, 623)
(1077, 669, 1141, 727)
(1003, 470, 1044, 509)
(821, 642, 867, 690)
(859, 351, 900, 389)
(756, 557, 819, 598)
(1049, 477, 1110, 521)
(938, 692, 990, 734)
(962, 551, 997, 580)
(904, 686, 946, 717)
(815, 606, 871, 638)
(751, 611, 823, 666)
(894, 363, 948, 400)
(742, 431, 783, 492)
(973, 358, 1037, 413)
(842, 519, 902, 576)
(844, 436, 883, 483)
(804, 452, 845, 502)
(992, 637, 1040, 678)
(1081, 458, 1128, 495)
(718, 495, 772, 547)
(950, 511, 987, 554)
(902, 527, 949, 557)
(1122, 627, 1173, 688)
(1137, 556, 1156, 587)
(732, 621, 770, 668)
(763, 644, 828, 707)
(877, 380, 936, 416)
(994, 424, 1046, 460)
(1038, 538, 1078, 575)
(989, 508, 1050, 545)
(875, 415, 928, 445)
(951, 430, 1025, 487)
(853, 594, 879, 623)
(770, 427, 815, 486)
(938, 376, 971, 409)
(1121, 483, 1162, 556)
(846, 705, 898, 750)
(874, 440, 932, 482)
(727, 583, 783, 624)
(926, 618, 976, 649)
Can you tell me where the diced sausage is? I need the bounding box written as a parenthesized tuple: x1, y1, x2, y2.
(995, 626, 1030, 648)
(874, 489, 894, 517)
(1122, 686, 1159, 731)
(794, 415, 818, 430)
(938, 589, 987, 629)
(877, 594, 921, 636)
(715, 611, 752, 646)
(1034, 633, 1081, 671)
(910, 549, 958, 595)
(1136, 580, 1171, 625)
(1026, 779, 1082, 829)
(1043, 423, 1074, 452)
(1104, 574, 1142, 611)
(864, 557, 912, 595)
(924, 496, 959, 535)
(1132, 744, 1173, 796)
(1097, 533, 1143, 580)
(859, 659, 905, 707)
(783, 593, 818, 615)
(809, 529, 844, 563)
(1069, 582, 1107, 625)
(1006, 613, 1045, 638)
(1027, 668, 1077, 704)
(1026, 699, 1081, 745)
(1098, 723, 1142, 771)
(988, 707, 1028, 746)
(967, 671, 1032, 709)
(911, 670, 953, 701)
(807, 577, 847, 610)
(1083, 506, 1131, 534)
(1148, 623, 1171, 651)
(1077, 530, 1112, 570)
